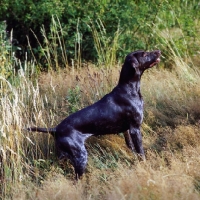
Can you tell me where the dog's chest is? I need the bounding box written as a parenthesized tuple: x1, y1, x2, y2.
(124, 96, 144, 122)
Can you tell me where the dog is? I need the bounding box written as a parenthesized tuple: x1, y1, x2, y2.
(27, 50, 161, 179)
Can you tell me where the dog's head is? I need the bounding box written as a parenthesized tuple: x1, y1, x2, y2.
(126, 50, 161, 75)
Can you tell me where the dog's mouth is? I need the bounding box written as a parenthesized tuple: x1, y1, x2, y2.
(150, 57, 161, 67)
(149, 50, 161, 67)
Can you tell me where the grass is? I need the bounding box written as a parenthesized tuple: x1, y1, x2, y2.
(1, 53, 200, 199)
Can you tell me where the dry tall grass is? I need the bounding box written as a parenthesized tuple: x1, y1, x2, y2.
(0, 52, 200, 199)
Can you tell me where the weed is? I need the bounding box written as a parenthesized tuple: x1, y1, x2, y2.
(66, 85, 81, 114)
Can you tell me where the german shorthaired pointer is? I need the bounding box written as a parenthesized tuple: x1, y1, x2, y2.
(27, 50, 161, 179)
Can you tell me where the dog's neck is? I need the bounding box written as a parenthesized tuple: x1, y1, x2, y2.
(126, 80, 141, 96)
(118, 77, 141, 97)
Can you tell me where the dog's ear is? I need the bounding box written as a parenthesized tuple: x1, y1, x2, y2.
(130, 56, 140, 75)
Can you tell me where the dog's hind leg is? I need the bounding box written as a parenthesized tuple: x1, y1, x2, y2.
(72, 146, 88, 180)
(57, 133, 90, 180)
(58, 142, 88, 180)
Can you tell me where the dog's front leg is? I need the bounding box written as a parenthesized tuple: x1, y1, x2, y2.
(129, 125, 145, 160)
(123, 130, 135, 152)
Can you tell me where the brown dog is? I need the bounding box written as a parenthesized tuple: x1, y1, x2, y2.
(27, 50, 161, 179)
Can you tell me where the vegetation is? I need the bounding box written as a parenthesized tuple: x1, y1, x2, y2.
(0, 0, 200, 199)
(0, 0, 199, 64)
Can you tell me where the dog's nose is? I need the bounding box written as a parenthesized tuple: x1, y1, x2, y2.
(155, 50, 161, 56)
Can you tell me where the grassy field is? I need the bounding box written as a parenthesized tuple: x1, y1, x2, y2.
(0, 47, 200, 199)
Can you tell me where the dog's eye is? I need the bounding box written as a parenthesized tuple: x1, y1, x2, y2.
(143, 53, 147, 57)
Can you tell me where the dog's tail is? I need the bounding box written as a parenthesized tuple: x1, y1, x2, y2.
(27, 127, 56, 135)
